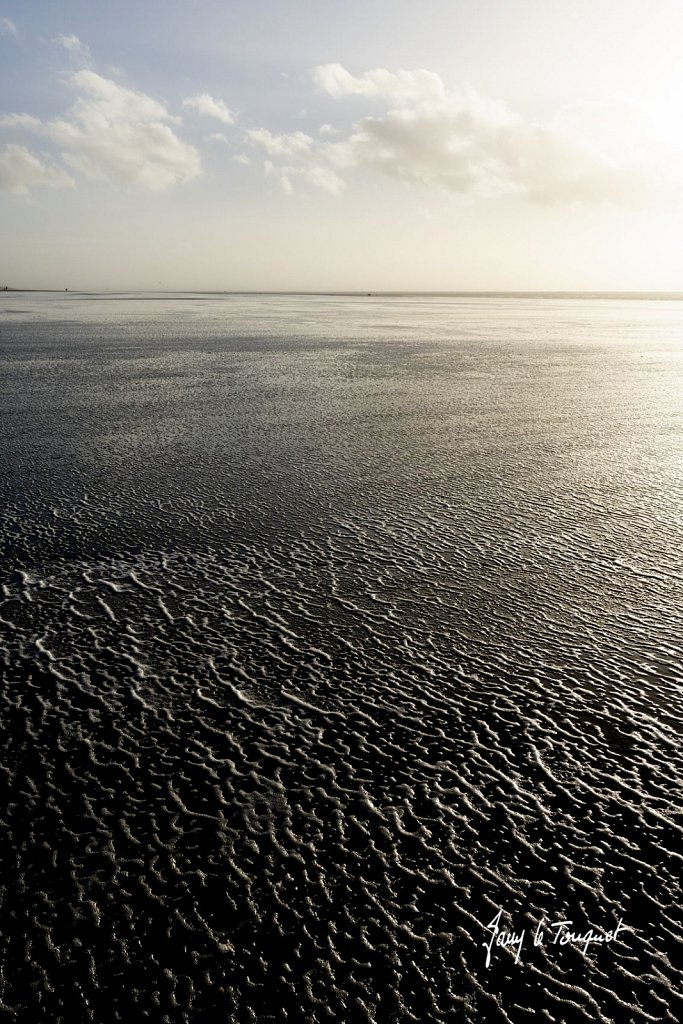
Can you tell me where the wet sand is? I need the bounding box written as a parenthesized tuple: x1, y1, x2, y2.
(1, 293, 681, 1021)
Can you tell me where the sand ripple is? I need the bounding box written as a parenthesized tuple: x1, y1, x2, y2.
(1, 294, 682, 1021)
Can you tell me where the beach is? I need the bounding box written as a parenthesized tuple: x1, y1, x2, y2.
(1, 292, 681, 1021)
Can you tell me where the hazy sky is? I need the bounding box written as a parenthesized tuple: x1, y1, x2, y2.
(2, 0, 683, 291)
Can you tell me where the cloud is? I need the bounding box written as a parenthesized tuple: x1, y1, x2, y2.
(248, 63, 662, 207)
(1, 70, 201, 191)
(0, 144, 74, 193)
(247, 128, 345, 195)
(0, 113, 42, 129)
(335, 96, 648, 205)
(0, 16, 17, 37)
(182, 93, 235, 125)
(65, 70, 178, 127)
(246, 128, 314, 159)
(313, 63, 446, 103)
(54, 33, 91, 63)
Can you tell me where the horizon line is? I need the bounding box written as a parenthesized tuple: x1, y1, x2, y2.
(3, 288, 683, 299)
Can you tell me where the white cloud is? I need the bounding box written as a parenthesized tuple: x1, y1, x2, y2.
(0, 16, 17, 37)
(1, 70, 201, 191)
(246, 128, 314, 159)
(298, 164, 345, 195)
(182, 93, 235, 125)
(232, 153, 251, 165)
(247, 63, 664, 206)
(54, 33, 91, 63)
(0, 144, 74, 193)
(0, 113, 42, 129)
(333, 97, 647, 205)
(247, 128, 345, 194)
(66, 70, 178, 127)
(313, 63, 446, 103)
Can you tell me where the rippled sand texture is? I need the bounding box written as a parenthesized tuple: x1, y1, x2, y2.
(1, 293, 682, 1022)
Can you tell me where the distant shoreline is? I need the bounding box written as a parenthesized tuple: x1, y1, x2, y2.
(3, 288, 683, 300)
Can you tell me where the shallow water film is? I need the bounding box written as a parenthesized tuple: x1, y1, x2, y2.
(1, 292, 682, 1022)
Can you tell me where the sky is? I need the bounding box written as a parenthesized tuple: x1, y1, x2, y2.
(1, 0, 683, 291)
